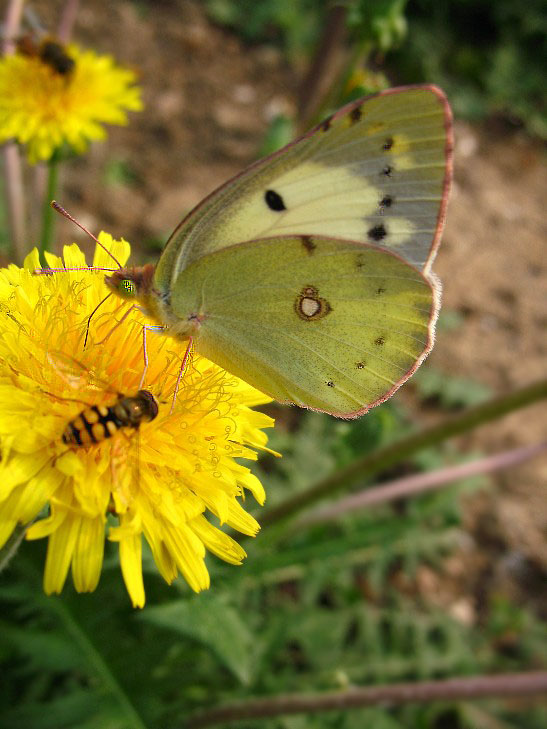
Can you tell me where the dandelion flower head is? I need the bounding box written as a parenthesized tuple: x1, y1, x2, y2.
(0, 42, 143, 163)
(0, 237, 275, 606)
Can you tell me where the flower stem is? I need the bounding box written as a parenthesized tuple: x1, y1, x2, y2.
(297, 4, 347, 127)
(48, 596, 149, 729)
(2, 0, 27, 263)
(40, 159, 60, 257)
(2, 145, 27, 263)
(0, 523, 28, 575)
(261, 378, 547, 529)
(297, 440, 547, 529)
(57, 0, 80, 42)
(187, 671, 547, 728)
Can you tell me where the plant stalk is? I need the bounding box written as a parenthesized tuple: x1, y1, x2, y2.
(39, 160, 59, 257)
(2, 0, 26, 263)
(0, 523, 29, 575)
(187, 671, 547, 728)
(297, 4, 348, 127)
(298, 440, 547, 529)
(261, 378, 547, 529)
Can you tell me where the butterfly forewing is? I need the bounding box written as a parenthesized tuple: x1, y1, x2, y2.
(158, 86, 452, 289)
(170, 236, 438, 417)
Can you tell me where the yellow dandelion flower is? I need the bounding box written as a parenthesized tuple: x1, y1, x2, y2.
(0, 43, 143, 163)
(0, 237, 276, 607)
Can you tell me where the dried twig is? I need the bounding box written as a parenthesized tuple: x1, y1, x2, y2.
(187, 672, 547, 728)
(298, 440, 547, 528)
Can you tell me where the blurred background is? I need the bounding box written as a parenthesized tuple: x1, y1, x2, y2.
(1, 1, 545, 727)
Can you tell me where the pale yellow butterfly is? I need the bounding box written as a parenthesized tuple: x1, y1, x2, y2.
(104, 85, 453, 418)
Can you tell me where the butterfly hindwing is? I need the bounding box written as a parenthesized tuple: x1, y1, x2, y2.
(169, 236, 438, 417)
(156, 85, 452, 293)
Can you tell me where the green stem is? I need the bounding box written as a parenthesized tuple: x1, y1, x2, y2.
(43, 591, 149, 729)
(297, 4, 348, 127)
(0, 523, 29, 575)
(14, 556, 149, 727)
(260, 378, 547, 529)
(39, 159, 59, 257)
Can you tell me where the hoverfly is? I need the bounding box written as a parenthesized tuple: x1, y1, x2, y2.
(62, 390, 159, 447)
(46, 352, 162, 451)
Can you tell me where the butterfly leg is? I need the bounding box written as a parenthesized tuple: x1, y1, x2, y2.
(139, 324, 166, 390)
(170, 337, 194, 414)
(95, 303, 138, 347)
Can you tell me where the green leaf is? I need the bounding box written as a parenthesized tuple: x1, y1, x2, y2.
(413, 368, 491, 409)
(0, 623, 82, 672)
(0, 689, 124, 729)
(259, 115, 295, 157)
(138, 593, 254, 684)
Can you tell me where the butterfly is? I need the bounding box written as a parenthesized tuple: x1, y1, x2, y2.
(103, 85, 453, 418)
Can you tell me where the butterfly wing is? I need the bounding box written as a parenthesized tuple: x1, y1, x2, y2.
(169, 236, 439, 418)
(156, 85, 452, 293)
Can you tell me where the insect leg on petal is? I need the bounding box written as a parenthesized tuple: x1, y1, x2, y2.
(140, 324, 193, 413)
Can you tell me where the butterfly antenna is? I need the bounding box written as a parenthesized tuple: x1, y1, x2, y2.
(51, 200, 123, 269)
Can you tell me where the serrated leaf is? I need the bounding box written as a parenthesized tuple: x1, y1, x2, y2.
(0, 689, 122, 729)
(138, 594, 254, 685)
(0, 623, 82, 672)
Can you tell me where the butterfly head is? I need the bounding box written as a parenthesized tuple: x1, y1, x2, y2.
(104, 264, 167, 325)
(104, 264, 155, 302)
(107, 274, 137, 300)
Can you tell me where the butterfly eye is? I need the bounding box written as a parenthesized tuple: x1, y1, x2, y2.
(119, 279, 136, 297)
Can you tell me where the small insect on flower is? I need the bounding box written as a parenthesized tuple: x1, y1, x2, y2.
(62, 389, 159, 446)
(45, 349, 162, 468)
(17, 34, 75, 77)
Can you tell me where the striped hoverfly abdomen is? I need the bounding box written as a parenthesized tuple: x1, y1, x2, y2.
(62, 390, 159, 447)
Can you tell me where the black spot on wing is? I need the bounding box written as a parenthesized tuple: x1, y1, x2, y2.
(382, 165, 393, 177)
(265, 189, 286, 211)
(326, 380, 335, 388)
(321, 115, 333, 132)
(301, 236, 316, 254)
(374, 336, 386, 346)
(379, 195, 393, 210)
(382, 137, 394, 151)
(349, 106, 362, 123)
(368, 224, 387, 242)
